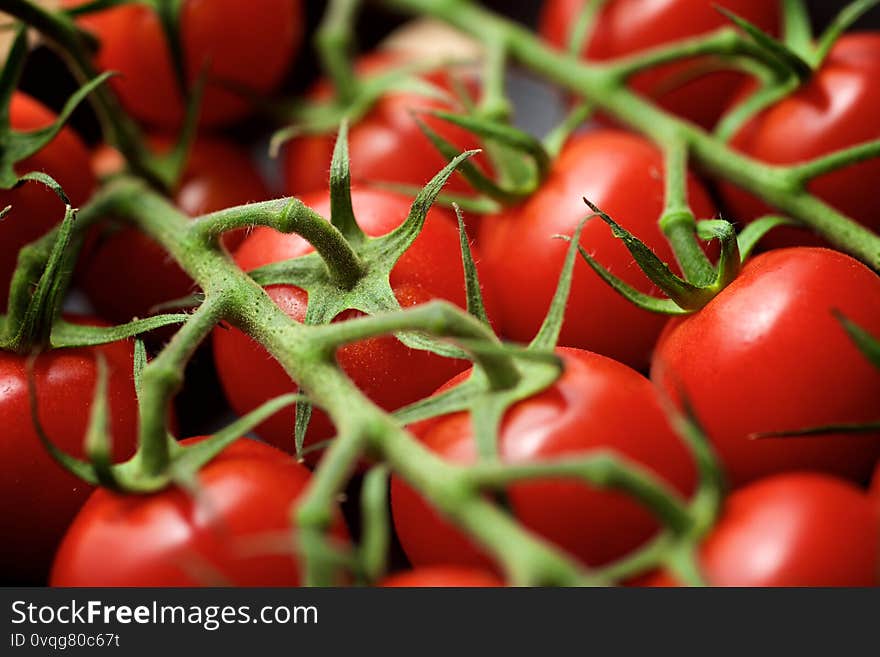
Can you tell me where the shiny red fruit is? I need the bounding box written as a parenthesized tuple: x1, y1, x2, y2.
(540, 0, 779, 129)
(646, 473, 879, 586)
(392, 348, 696, 571)
(0, 319, 139, 583)
(479, 130, 716, 370)
(723, 34, 880, 247)
(50, 437, 349, 586)
(64, 0, 303, 127)
(652, 248, 880, 487)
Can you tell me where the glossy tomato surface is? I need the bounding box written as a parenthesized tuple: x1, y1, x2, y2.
(391, 347, 696, 571)
(50, 437, 348, 586)
(723, 34, 880, 246)
(79, 138, 268, 323)
(479, 130, 716, 371)
(540, 0, 779, 129)
(0, 93, 94, 309)
(213, 189, 487, 458)
(65, 0, 302, 127)
(285, 52, 485, 198)
(647, 473, 880, 586)
(0, 320, 139, 584)
(652, 248, 880, 487)
(381, 566, 504, 587)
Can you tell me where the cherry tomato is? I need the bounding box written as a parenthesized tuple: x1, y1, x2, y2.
(646, 473, 879, 586)
(285, 52, 485, 198)
(540, 0, 779, 129)
(64, 0, 303, 127)
(50, 437, 349, 586)
(871, 463, 880, 516)
(0, 93, 94, 309)
(391, 347, 696, 571)
(213, 189, 490, 459)
(79, 138, 268, 324)
(478, 130, 716, 371)
(652, 248, 880, 487)
(0, 319, 139, 584)
(381, 566, 504, 587)
(723, 34, 880, 247)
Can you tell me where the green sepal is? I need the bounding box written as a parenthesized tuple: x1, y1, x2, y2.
(716, 6, 812, 80)
(735, 215, 796, 261)
(695, 219, 741, 289)
(583, 198, 713, 311)
(368, 181, 501, 215)
(50, 314, 190, 348)
(453, 204, 489, 324)
(2, 194, 78, 352)
(83, 354, 120, 489)
(813, 0, 880, 68)
(329, 120, 367, 245)
(780, 0, 814, 61)
(0, 71, 114, 189)
(834, 311, 880, 370)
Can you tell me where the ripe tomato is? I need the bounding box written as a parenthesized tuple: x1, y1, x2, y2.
(723, 34, 880, 246)
(391, 348, 696, 571)
(872, 463, 880, 515)
(0, 93, 94, 309)
(646, 473, 879, 586)
(540, 0, 779, 129)
(479, 130, 716, 371)
(0, 319, 139, 584)
(285, 52, 485, 197)
(79, 138, 268, 323)
(50, 437, 349, 586)
(381, 566, 504, 587)
(64, 0, 303, 127)
(652, 248, 880, 487)
(213, 189, 490, 459)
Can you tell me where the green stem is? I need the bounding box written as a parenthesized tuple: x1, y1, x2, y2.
(466, 454, 693, 534)
(660, 140, 715, 286)
(478, 35, 512, 122)
(191, 198, 366, 289)
(789, 139, 880, 182)
(379, 0, 880, 270)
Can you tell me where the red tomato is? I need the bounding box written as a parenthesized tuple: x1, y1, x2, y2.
(652, 248, 880, 487)
(63, 0, 302, 127)
(50, 437, 349, 586)
(213, 189, 490, 458)
(479, 130, 716, 371)
(540, 0, 779, 129)
(285, 52, 485, 197)
(723, 34, 880, 247)
(0, 93, 94, 309)
(0, 319, 139, 584)
(872, 463, 880, 516)
(79, 138, 268, 323)
(391, 348, 696, 571)
(646, 473, 879, 586)
(381, 566, 504, 587)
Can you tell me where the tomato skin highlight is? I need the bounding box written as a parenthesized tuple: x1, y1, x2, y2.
(213, 189, 491, 459)
(391, 348, 696, 571)
(652, 248, 880, 488)
(478, 130, 716, 371)
(539, 0, 779, 129)
(285, 52, 485, 198)
(0, 319, 139, 584)
(79, 138, 268, 324)
(0, 93, 94, 309)
(50, 437, 348, 587)
(722, 34, 880, 246)
(646, 473, 880, 587)
(63, 0, 303, 127)
(381, 566, 504, 587)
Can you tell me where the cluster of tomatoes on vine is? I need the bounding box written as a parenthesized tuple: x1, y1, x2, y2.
(1, 0, 879, 588)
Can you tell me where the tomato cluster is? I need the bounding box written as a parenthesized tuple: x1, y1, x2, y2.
(1, 0, 878, 589)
